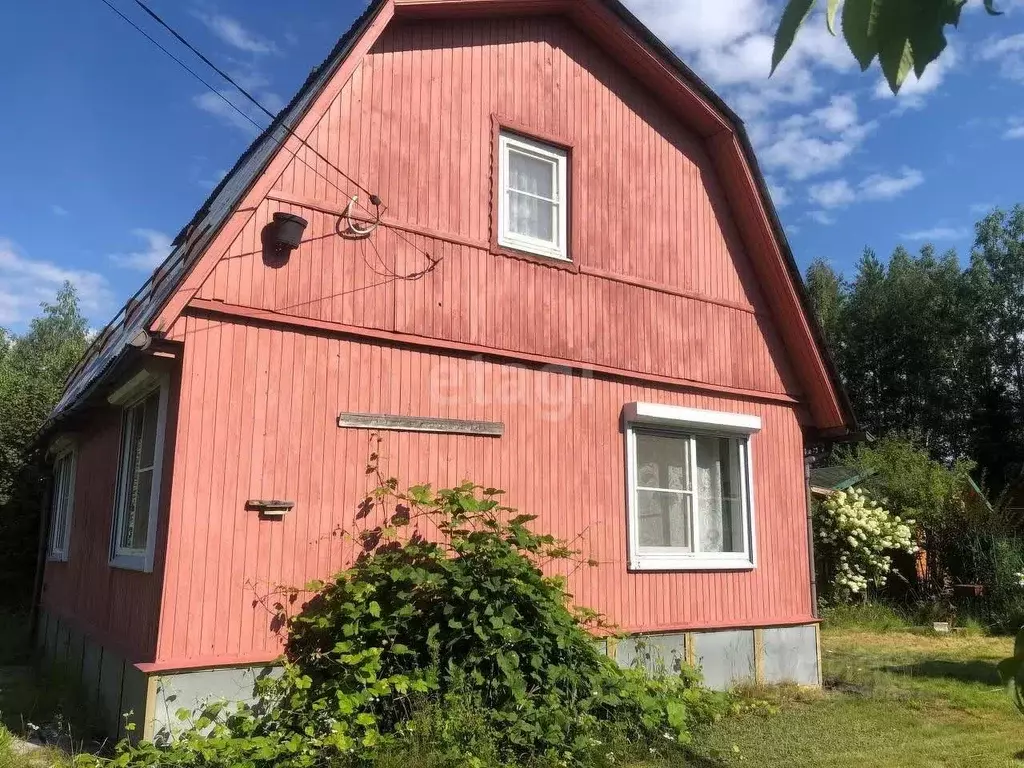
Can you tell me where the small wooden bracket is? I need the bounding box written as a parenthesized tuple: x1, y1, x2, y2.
(246, 499, 295, 518)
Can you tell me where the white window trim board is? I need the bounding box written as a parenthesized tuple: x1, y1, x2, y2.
(109, 375, 170, 573)
(624, 402, 759, 572)
(497, 131, 569, 261)
(47, 448, 77, 563)
(624, 402, 762, 434)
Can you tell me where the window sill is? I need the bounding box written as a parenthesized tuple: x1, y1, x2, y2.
(490, 243, 579, 272)
(46, 554, 69, 564)
(109, 552, 153, 573)
(629, 555, 755, 572)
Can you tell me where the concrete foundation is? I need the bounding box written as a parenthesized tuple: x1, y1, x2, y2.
(38, 609, 820, 742)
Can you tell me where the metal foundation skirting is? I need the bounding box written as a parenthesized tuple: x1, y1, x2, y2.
(37, 610, 820, 741)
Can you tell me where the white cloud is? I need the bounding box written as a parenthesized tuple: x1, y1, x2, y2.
(874, 46, 958, 110)
(51, 204, 68, 217)
(859, 168, 925, 200)
(626, 0, 768, 53)
(199, 168, 229, 189)
(768, 180, 792, 208)
(109, 229, 173, 271)
(192, 66, 283, 133)
(1004, 116, 1024, 138)
(0, 239, 111, 326)
(808, 210, 836, 225)
(808, 168, 923, 209)
(194, 90, 262, 134)
(970, 202, 996, 215)
(195, 12, 278, 55)
(620, 1, 954, 206)
(759, 95, 877, 180)
(808, 178, 855, 208)
(979, 33, 1024, 81)
(901, 226, 971, 242)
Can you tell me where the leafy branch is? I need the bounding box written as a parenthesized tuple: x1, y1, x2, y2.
(772, 0, 1003, 93)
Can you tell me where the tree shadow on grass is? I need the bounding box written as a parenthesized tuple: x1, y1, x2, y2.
(882, 660, 1001, 686)
(681, 751, 731, 767)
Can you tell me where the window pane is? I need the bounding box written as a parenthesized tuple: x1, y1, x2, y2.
(139, 392, 160, 469)
(116, 391, 161, 555)
(508, 149, 555, 199)
(129, 469, 154, 550)
(637, 490, 692, 549)
(635, 432, 690, 491)
(507, 191, 555, 242)
(50, 454, 72, 554)
(694, 436, 745, 553)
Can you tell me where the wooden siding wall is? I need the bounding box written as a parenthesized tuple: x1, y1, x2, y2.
(194, 17, 801, 398)
(41, 378, 177, 662)
(156, 317, 811, 666)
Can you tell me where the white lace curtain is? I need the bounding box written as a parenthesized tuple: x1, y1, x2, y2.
(635, 432, 744, 554)
(507, 149, 555, 241)
(696, 437, 742, 554)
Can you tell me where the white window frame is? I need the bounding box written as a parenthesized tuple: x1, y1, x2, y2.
(47, 447, 77, 562)
(497, 131, 569, 261)
(109, 372, 169, 573)
(624, 402, 760, 571)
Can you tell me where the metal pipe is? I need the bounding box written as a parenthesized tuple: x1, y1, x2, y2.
(30, 464, 54, 646)
(805, 453, 819, 618)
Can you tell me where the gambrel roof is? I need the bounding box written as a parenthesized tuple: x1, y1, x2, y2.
(52, 0, 857, 434)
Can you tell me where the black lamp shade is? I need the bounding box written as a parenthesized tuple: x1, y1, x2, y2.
(272, 213, 308, 250)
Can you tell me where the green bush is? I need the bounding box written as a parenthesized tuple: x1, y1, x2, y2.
(942, 532, 1024, 632)
(84, 459, 729, 767)
(813, 487, 915, 602)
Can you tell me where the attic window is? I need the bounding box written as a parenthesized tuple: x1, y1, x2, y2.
(498, 131, 569, 261)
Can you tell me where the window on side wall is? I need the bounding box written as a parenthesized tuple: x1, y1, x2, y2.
(47, 449, 77, 562)
(624, 403, 759, 571)
(110, 381, 167, 572)
(498, 130, 569, 261)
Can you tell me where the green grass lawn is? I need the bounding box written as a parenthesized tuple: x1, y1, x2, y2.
(684, 628, 1023, 768)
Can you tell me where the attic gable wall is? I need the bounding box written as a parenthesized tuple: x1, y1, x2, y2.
(190, 16, 801, 399)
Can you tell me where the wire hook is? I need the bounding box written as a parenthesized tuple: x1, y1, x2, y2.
(343, 195, 380, 238)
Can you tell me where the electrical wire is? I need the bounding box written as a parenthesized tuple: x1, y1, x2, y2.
(96, 0, 439, 272)
(130, 0, 376, 200)
(97, 0, 254, 131)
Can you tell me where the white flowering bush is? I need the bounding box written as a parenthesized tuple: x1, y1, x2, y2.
(815, 487, 916, 601)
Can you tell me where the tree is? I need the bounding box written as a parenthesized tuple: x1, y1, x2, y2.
(807, 244, 986, 464)
(0, 283, 89, 608)
(804, 206, 1024, 499)
(805, 258, 844, 354)
(772, 0, 1003, 93)
(966, 206, 1024, 492)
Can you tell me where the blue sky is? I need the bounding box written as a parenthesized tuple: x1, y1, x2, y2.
(2, 0, 1023, 331)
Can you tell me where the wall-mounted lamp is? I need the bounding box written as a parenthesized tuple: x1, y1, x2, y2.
(262, 213, 308, 266)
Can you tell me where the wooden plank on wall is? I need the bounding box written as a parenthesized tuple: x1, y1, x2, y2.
(337, 411, 505, 436)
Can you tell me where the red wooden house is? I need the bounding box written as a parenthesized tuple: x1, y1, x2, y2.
(36, 0, 856, 740)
